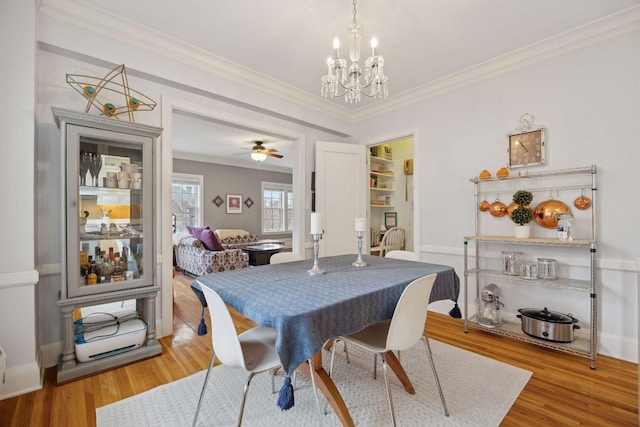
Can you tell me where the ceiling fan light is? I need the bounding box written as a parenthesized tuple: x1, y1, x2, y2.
(251, 151, 267, 162)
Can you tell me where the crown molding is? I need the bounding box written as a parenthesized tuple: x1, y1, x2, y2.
(353, 5, 640, 121)
(39, 1, 640, 124)
(37, 0, 351, 121)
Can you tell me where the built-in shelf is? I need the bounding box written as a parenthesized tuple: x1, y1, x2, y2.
(370, 187, 394, 192)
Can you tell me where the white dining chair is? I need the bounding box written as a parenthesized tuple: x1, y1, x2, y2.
(269, 252, 303, 264)
(328, 274, 449, 426)
(385, 250, 420, 262)
(193, 285, 284, 427)
(378, 227, 405, 257)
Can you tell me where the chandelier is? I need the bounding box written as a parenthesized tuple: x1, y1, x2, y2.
(321, 0, 388, 104)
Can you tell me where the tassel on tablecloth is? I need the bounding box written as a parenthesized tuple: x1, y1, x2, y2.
(197, 305, 207, 336)
(449, 302, 462, 319)
(277, 376, 294, 410)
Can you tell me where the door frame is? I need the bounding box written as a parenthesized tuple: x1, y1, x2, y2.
(360, 128, 421, 257)
(159, 95, 306, 338)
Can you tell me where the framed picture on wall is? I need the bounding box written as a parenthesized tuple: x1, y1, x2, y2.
(226, 194, 242, 214)
(384, 212, 397, 229)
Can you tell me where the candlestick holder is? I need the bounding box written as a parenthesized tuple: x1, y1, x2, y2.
(308, 233, 325, 275)
(352, 231, 367, 267)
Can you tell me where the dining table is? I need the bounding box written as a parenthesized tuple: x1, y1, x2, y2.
(192, 254, 460, 426)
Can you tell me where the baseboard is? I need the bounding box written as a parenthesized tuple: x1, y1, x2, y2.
(0, 353, 43, 401)
(41, 341, 63, 369)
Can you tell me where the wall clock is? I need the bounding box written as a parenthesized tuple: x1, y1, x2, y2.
(507, 114, 545, 168)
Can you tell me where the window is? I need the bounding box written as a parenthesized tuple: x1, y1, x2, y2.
(172, 173, 204, 233)
(262, 182, 293, 234)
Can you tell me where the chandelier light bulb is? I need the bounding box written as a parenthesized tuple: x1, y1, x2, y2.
(370, 37, 378, 56)
(333, 37, 340, 57)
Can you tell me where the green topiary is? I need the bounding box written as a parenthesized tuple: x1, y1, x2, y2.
(511, 190, 534, 225)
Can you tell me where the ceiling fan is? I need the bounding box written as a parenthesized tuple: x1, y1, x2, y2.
(240, 141, 283, 162)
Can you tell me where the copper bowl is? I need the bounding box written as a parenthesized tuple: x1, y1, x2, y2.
(489, 200, 507, 217)
(574, 195, 592, 210)
(479, 200, 490, 212)
(533, 199, 572, 229)
(507, 202, 532, 219)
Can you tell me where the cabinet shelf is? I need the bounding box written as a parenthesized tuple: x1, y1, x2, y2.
(371, 204, 395, 208)
(370, 187, 394, 192)
(467, 268, 592, 291)
(467, 316, 591, 359)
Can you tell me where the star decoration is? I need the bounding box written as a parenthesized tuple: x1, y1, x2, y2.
(66, 64, 157, 122)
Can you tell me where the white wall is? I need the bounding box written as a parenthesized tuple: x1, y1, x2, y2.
(355, 30, 640, 362)
(0, 1, 42, 400)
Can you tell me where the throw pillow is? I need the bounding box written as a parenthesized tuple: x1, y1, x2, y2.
(198, 228, 225, 251)
(187, 225, 209, 237)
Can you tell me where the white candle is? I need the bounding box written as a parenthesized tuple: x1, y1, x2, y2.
(310, 212, 323, 235)
(355, 218, 367, 232)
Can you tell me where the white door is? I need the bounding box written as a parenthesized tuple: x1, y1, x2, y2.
(315, 141, 367, 256)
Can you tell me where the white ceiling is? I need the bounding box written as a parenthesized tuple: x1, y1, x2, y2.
(75, 0, 639, 170)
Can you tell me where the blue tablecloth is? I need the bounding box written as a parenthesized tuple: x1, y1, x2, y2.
(192, 254, 459, 377)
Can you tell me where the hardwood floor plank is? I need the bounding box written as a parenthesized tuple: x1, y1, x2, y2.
(0, 272, 636, 426)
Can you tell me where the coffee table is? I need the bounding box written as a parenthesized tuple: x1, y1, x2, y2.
(242, 243, 284, 266)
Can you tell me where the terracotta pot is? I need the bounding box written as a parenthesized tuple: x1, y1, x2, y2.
(533, 199, 572, 229)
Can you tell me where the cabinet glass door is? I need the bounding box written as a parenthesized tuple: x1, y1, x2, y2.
(66, 124, 154, 298)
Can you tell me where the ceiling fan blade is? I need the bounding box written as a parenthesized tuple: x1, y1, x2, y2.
(266, 148, 279, 153)
(266, 151, 283, 159)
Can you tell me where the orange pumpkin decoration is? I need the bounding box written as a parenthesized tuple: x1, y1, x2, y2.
(479, 169, 491, 180)
(479, 200, 490, 212)
(496, 167, 510, 179)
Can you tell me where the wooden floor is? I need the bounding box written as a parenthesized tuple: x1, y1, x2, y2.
(1, 272, 637, 426)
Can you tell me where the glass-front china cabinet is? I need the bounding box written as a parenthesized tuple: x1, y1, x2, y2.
(53, 107, 162, 383)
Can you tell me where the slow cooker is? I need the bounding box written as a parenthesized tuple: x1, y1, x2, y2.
(517, 307, 580, 343)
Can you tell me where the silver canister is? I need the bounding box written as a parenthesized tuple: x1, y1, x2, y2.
(501, 251, 523, 276)
(519, 262, 538, 280)
(537, 258, 557, 279)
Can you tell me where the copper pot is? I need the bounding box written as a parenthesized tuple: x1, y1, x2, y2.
(506, 202, 532, 219)
(533, 199, 572, 229)
(479, 200, 490, 212)
(574, 195, 592, 210)
(489, 200, 507, 217)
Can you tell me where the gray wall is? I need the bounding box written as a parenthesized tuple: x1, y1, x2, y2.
(173, 158, 292, 240)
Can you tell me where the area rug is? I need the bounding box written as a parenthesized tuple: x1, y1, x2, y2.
(97, 340, 531, 426)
